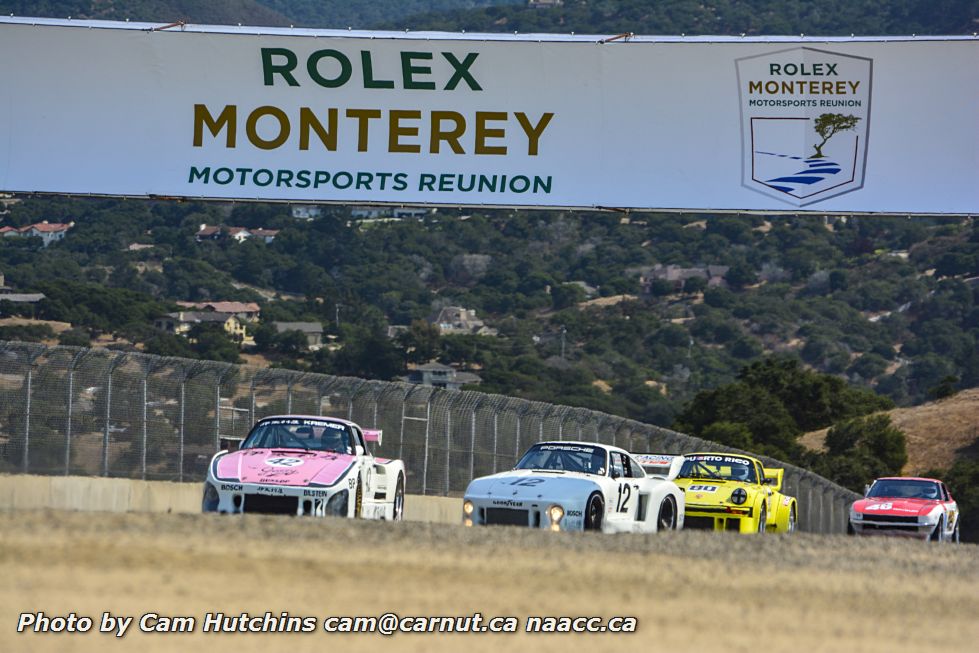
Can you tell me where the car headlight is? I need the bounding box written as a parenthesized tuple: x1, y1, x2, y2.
(326, 490, 349, 517)
(730, 488, 748, 505)
(463, 499, 475, 516)
(202, 482, 220, 512)
(920, 510, 941, 525)
(548, 504, 564, 525)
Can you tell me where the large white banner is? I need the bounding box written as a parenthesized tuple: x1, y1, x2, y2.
(0, 18, 976, 214)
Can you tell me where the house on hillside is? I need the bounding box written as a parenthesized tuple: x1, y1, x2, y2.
(195, 224, 279, 243)
(154, 311, 251, 345)
(291, 205, 322, 220)
(405, 362, 482, 390)
(635, 263, 729, 293)
(249, 228, 280, 244)
(429, 306, 498, 336)
(176, 301, 261, 323)
(0, 221, 74, 247)
(0, 272, 46, 311)
(225, 227, 251, 243)
(273, 321, 324, 350)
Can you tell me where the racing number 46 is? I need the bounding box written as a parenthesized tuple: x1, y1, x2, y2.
(616, 483, 631, 513)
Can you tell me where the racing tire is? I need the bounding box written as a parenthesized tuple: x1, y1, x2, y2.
(392, 473, 405, 521)
(657, 495, 677, 531)
(756, 503, 767, 534)
(929, 516, 944, 542)
(847, 521, 856, 536)
(786, 503, 797, 534)
(953, 520, 960, 543)
(584, 493, 604, 532)
(354, 475, 364, 519)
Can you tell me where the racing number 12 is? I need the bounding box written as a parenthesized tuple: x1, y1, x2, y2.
(616, 483, 631, 513)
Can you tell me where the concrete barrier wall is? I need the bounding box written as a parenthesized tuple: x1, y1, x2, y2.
(0, 474, 461, 524)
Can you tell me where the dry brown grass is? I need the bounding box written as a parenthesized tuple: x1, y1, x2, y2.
(1, 510, 977, 653)
(800, 388, 979, 475)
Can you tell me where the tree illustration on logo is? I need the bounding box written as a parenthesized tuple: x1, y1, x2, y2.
(811, 113, 861, 158)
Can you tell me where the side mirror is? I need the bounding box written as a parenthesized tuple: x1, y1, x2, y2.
(610, 468, 621, 479)
(219, 436, 243, 453)
(762, 477, 773, 485)
(355, 444, 365, 457)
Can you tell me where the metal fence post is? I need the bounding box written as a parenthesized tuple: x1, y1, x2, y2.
(421, 398, 432, 494)
(65, 351, 82, 475)
(469, 406, 477, 483)
(515, 414, 521, 460)
(141, 376, 148, 480)
(399, 399, 407, 461)
(214, 366, 233, 450)
(102, 364, 113, 477)
(178, 380, 186, 483)
(22, 365, 32, 473)
(445, 410, 451, 494)
(214, 374, 221, 450)
(492, 411, 499, 473)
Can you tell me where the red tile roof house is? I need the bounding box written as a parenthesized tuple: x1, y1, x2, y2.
(225, 227, 252, 243)
(0, 221, 73, 247)
(195, 224, 223, 242)
(249, 228, 280, 243)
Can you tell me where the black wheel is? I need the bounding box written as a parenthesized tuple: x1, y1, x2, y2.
(354, 476, 363, 519)
(392, 473, 405, 521)
(786, 503, 797, 534)
(657, 495, 677, 531)
(953, 520, 960, 543)
(756, 503, 767, 533)
(928, 516, 944, 542)
(847, 520, 856, 536)
(584, 493, 604, 531)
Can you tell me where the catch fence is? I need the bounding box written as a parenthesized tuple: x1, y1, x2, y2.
(0, 341, 859, 532)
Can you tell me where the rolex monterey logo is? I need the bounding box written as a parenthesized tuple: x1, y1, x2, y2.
(737, 47, 872, 206)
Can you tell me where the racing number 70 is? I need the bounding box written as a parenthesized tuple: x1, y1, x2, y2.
(616, 483, 631, 513)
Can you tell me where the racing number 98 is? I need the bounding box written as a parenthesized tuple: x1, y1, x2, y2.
(616, 483, 631, 513)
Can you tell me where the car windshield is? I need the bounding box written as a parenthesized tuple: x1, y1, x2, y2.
(678, 454, 757, 483)
(867, 479, 940, 500)
(514, 443, 607, 476)
(241, 418, 352, 454)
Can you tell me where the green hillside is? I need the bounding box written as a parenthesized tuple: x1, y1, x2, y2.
(0, 0, 521, 28)
(394, 0, 979, 36)
(3, 1, 975, 34)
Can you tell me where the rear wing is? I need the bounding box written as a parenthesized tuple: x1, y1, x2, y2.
(363, 429, 383, 447)
(763, 467, 784, 492)
(632, 454, 685, 481)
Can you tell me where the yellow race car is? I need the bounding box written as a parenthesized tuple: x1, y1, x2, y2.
(673, 452, 797, 533)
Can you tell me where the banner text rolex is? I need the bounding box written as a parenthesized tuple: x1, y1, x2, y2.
(0, 18, 976, 214)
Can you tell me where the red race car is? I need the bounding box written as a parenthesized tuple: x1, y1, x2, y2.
(849, 476, 960, 542)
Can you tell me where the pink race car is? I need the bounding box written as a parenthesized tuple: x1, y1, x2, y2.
(202, 415, 406, 520)
(849, 476, 960, 542)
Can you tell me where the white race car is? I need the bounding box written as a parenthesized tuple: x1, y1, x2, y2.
(202, 415, 406, 520)
(462, 441, 685, 533)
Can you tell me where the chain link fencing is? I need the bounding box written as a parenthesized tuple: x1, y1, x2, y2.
(0, 341, 859, 533)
